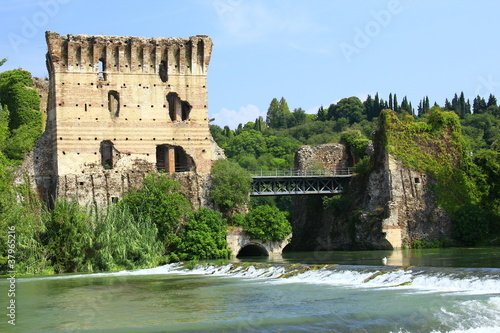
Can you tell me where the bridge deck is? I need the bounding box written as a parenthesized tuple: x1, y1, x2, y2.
(250, 169, 353, 196)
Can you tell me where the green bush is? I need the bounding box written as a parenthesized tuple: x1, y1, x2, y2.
(237, 205, 291, 241)
(119, 174, 191, 246)
(170, 208, 231, 261)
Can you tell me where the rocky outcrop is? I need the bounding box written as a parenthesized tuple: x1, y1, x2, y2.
(294, 143, 348, 172)
(291, 137, 452, 250)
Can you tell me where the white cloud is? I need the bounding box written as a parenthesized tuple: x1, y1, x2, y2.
(211, 104, 266, 129)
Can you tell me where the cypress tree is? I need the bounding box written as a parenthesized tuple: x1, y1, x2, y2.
(374, 93, 382, 115)
(487, 94, 497, 107)
(266, 98, 280, 129)
(317, 106, 326, 121)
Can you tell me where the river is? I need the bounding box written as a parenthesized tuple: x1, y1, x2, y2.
(1, 248, 499, 332)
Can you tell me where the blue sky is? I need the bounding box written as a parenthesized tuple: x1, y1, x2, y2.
(1, 0, 500, 129)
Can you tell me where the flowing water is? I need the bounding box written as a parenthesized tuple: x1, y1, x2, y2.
(1, 248, 499, 332)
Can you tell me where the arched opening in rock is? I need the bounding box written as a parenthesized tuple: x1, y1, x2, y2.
(236, 244, 268, 258)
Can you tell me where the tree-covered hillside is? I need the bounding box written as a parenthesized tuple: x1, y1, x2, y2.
(211, 93, 500, 245)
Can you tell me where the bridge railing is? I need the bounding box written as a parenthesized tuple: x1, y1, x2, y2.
(248, 168, 353, 177)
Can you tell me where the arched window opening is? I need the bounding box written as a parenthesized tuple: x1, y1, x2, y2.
(159, 60, 168, 82)
(156, 144, 195, 173)
(108, 91, 120, 117)
(167, 92, 191, 121)
(98, 58, 106, 81)
(100, 140, 114, 169)
(237, 244, 269, 258)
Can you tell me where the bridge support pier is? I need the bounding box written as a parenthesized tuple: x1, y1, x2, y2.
(227, 227, 291, 257)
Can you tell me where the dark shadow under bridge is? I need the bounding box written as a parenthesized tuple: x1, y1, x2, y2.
(249, 169, 353, 196)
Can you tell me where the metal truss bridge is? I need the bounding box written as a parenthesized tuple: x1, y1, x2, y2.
(249, 169, 353, 196)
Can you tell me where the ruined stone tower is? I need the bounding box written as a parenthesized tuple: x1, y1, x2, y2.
(31, 31, 222, 206)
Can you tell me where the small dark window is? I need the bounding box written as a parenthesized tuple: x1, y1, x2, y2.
(111, 197, 119, 203)
(108, 91, 120, 117)
(414, 178, 420, 184)
(100, 140, 114, 169)
(79, 182, 84, 186)
(159, 60, 168, 82)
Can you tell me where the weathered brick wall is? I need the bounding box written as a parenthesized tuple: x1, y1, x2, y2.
(16, 32, 222, 207)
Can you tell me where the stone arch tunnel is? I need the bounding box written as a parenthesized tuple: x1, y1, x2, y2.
(227, 228, 291, 257)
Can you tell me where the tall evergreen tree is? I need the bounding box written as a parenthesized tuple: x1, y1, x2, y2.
(393, 94, 398, 112)
(279, 97, 291, 128)
(374, 93, 381, 114)
(487, 94, 497, 108)
(364, 94, 377, 120)
(316, 106, 326, 121)
(473, 95, 487, 114)
(388, 93, 393, 110)
(459, 92, 468, 118)
(444, 98, 452, 111)
(266, 98, 281, 128)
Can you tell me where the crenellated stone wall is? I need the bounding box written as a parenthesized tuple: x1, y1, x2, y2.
(16, 31, 222, 207)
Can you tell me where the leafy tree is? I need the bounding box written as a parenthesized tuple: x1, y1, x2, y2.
(170, 208, 231, 261)
(224, 129, 267, 158)
(0, 58, 6, 67)
(237, 205, 291, 241)
(210, 159, 252, 216)
(289, 107, 307, 127)
(327, 97, 366, 124)
(266, 98, 281, 128)
(266, 97, 291, 129)
(119, 174, 191, 245)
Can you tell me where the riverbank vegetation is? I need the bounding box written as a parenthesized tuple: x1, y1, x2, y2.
(1, 63, 499, 274)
